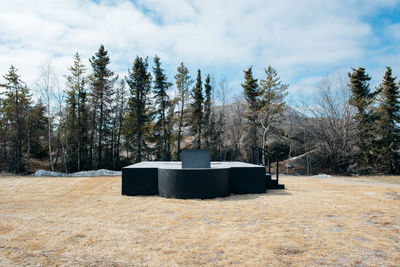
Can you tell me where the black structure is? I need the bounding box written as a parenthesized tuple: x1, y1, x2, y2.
(229, 166, 267, 194)
(252, 146, 285, 189)
(121, 167, 158, 196)
(122, 161, 267, 199)
(121, 149, 283, 199)
(158, 167, 230, 199)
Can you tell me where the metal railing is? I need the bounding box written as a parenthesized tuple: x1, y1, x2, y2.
(251, 146, 279, 183)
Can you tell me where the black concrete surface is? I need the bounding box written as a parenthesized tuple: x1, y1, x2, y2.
(121, 167, 158, 196)
(158, 168, 230, 199)
(229, 167, 267, 194)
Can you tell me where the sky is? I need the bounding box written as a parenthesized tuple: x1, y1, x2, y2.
(1, 0, 400, 101)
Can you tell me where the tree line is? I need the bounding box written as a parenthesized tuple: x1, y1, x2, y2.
(240, 66, 399, 175)
(0, 45, 399, 174)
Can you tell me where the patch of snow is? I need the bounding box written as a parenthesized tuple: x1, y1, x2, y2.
(34, 170, 67, 177)
(363, 192, 376, 196)
(34, 169, 121, 177)
(312, 174, 332, 178)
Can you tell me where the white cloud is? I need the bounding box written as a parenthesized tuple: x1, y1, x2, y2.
(386, 23, 400, 40)
(0, 0, 398, 97)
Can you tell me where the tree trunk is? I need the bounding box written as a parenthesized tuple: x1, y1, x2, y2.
(90, 99, 97, 170)
(111, 116, 116, 169)
(177, 101, 185, 161)
(48, 117, 54, 171)
(262, 127, 267, 165)
(98, 93, 104, 169)
(3, 139, 6, 161)
(116, 112, 123, 169)
(54, 146, 60, 168)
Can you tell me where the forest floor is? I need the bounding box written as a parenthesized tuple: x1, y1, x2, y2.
(0, 175, 399, 266)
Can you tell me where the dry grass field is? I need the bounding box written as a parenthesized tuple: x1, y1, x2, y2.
(0, 175, 399, 266)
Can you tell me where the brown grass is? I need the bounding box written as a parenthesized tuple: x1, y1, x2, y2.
(0, 175, 399, 266)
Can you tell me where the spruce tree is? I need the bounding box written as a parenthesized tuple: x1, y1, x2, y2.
(112, 79, 127, 169)
(174, 62, 193, 159)
(28, 100, 48, 159)
(191, 69, 204, 149)
(348, 67, 376, 170)
(89, 45, 117, 169)
(165, 98, 177, 160)
(0, 97, 6, 162)
(152, 55, 172, 160)
(65, 53, 89, 171)
(242, 66, 260, 156)
(0, 66, 32, 172)
(209, 105, 219, 159)
(203, 74, 212, 149)
(375, 67, 400, 173)
(215, 110, 226, 159)
(259, 66, 288, 155)
(125, 56, 152, 163)
(65, 72, 78, 171)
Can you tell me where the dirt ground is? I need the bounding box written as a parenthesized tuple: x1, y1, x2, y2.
(0, 175, 399, 266)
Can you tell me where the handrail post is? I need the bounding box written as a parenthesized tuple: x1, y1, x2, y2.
(276, 158, 279, 183)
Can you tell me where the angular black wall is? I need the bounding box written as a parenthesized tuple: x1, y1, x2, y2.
(229, 167, 267, 194)
(158, 168, 230, 199)
(122, 167, 158, 196)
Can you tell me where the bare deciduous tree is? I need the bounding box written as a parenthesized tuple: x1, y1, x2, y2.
(227, 95, 246, 160)
(36, 59, 58, 171)
(310, 73, 357, 173)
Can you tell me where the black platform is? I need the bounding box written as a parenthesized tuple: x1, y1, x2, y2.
(122, 161, 268, 199)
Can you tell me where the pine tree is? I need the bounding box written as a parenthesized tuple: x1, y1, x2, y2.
(203, 74, 212, 149)
(174, 62, 193, 160)
(89, 45, 117, 169)
(65, 53, 89, 171)
(375, 67, 400, 173)
(28, 100, 48, 159)
(112, 79, 127, 169)
(0, 97, 6, 163)
(0, 66, 32, 172)
(165, 97, 177, 160)
(242, 66, 260, 157)
(53, 86, 68, 173)
(209, 105, 219, 159)
(152, 55, 172, 160)
(191, 70, 204, 149)
(348, 67, 377, 170)
(259, 66, 288, 156)
(208, 77, 227, 160)
(125, 56, 152, 163)
(215, 110, 225, 159)
(65, 72, 78, 172)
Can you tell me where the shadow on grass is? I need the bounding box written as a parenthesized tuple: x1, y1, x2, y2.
(214, 190, 292, 202)
(124, 189, 292, 202)
(267, 189, 292, 196)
